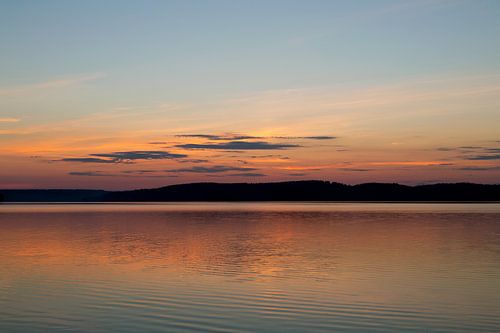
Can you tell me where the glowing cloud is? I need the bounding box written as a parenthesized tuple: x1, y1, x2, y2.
(0, 118, 20, 123)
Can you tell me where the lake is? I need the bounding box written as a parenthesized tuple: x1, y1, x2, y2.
(1, 203, 499, 332)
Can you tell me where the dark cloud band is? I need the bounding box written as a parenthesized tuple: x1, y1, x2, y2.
(176, 141, 300, 150)
(59, 150, 187, 164)
(91, 151, 187, 161)
(174, 133, 336, 141)
(466, 154, 500, 160)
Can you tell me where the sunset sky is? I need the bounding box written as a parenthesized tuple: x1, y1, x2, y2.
(1, 0, 499, 189)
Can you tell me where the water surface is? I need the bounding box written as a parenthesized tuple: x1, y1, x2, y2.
(1, 203, 499, 332)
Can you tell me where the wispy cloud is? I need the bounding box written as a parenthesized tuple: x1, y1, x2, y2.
(0, 73, 106, 96)
(68, 171, 112, 177)
(459, 166, 500, 171)
(273, 136, 336, 140)
(338, 168, 373, 172)
(465, 154, 500, 160)
(279, 165, 330, 171)
(178, 159, 210, 164)
(369, 161, 453, 166)
(0, 118, 21, 123)
(438, 146, 500, 153)
(121, 170, 158, 174)
(216, 74, 500, 140)
(248, 154, 289, 159)
(242, 157, 291, 164)
(166, 165, 258, 173)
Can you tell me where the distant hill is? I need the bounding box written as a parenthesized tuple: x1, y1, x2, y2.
(0, 189, 107, 202)
(1, 181, 498, 202)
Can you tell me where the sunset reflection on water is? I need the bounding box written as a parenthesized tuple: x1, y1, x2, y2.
(1, 203, 499, 332)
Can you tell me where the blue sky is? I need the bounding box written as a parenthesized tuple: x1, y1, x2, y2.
(2, 0, 499, 92)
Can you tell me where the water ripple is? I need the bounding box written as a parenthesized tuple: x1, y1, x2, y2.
(1, 203, 499, 332)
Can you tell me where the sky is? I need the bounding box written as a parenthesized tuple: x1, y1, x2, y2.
(1, 0, 499, 189)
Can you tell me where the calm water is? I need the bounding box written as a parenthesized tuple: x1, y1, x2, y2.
(0, 203, 499, 332)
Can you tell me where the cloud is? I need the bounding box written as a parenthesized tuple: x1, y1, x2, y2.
(174, 133, 336, 141)
(465, 155, 500, 160)
(175, 134, 225, 140)
(248, 154, 285, 158)
(273, 136, 336, 140)
(459, 166, 500, 171)
(0, 118, 20, 123)
(230, 173, 266, 177)
(176, 141, 300, 150)
(338, 168, 373, 172)
(69, 171, 112, 176)
(166, 165, 258, 173)
(91, 151, 187, 161)
(288, 173, 307, 176)
(303, 136, 336, 140)
(175, 134, 258, 141)
(279, 165, 329, 171)
(60, 157, 117, 164)
(121, 170, 157, 174)
(438, 146, 500, 154)
(369, 161, 452, 166)
(58, 150, 187, 164)
(0, 73, 106, 96)
(149, 141, 168, 145)
(178, 159, 210, 164)
(69, 170, 179, 178)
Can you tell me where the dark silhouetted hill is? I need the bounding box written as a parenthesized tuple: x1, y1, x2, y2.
(103, 181, 500, 201)
(0, 189, 107, 202)
(1, 181, 499, 202)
